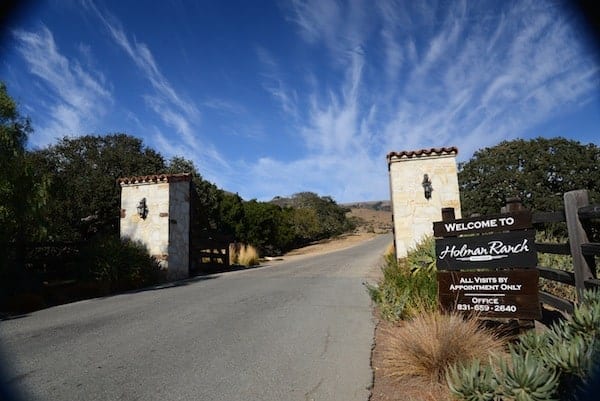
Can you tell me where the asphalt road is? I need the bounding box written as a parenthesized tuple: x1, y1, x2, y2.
(0, 234, 391, 401)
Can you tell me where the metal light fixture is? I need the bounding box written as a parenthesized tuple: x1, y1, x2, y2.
(422, 174, 433, 200)
(137, 198, 148, 219)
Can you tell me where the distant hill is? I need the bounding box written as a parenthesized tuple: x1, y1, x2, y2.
(342, 201, 393, 234)
(268, 196, 393, 234)
(341, 200, 392, 212)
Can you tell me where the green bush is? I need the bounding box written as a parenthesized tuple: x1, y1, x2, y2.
(367, 237, 437, 320)
(447, 289, 600, 401)
(79, 236, 166, 292)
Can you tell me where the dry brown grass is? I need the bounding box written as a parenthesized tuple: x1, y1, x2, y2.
(347, 207, 392, 234)
(380, 311, 507, 386)
(238, 244, 260, 266)
(228, 243, 238, 265)
(384, 242, 395, 258)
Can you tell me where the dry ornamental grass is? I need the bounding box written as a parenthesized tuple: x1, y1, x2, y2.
(381, 311, 507, 385)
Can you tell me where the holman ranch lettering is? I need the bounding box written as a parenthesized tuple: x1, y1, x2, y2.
(438, 238, 530, 262)
(435, 231, 537, 270)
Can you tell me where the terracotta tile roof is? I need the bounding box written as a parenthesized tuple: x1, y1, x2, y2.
(387, 147, 458, 163)
(117, 173, 192, 185)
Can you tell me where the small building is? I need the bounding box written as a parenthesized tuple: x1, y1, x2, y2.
(118, 173, 192, 280)
(387, 147, 461, 260)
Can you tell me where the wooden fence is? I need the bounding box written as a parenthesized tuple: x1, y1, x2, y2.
(529, 189, 600, 314)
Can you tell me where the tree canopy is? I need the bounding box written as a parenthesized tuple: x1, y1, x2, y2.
(1, 83, 47, 290)
(459, 137, 600, 216)
(29, 134, 167, 241)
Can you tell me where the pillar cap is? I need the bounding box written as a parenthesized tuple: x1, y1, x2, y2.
(117, 173, 192, 186)
(387, 147, 458, 164)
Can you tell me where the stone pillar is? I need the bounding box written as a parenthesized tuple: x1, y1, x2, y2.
(118, 173, 191, 280)
(387, 147, 461, 259)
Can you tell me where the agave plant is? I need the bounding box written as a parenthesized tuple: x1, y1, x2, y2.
(496, 352, 559, 401)
(446, 359, 498, 401)
(511, 330, 548, 358)
(541, 335, 593, 378)
(570, 290, 600, 340)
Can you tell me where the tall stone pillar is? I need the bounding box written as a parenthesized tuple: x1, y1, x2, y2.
(118, 173, 191, 280)
(387, 147, 461, 260)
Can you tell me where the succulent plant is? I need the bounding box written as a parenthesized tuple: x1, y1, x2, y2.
(446, 359, 498, 401)
(443, 289, 600, 401)
(570, 290, 600, 340)
(511, 330, 548, 358)
(541, 335, 593, 378)
(496, 352, 559, 401)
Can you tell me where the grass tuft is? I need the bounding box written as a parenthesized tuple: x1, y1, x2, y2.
(237, 244, 260, 266)
(381, 311, 506, 384)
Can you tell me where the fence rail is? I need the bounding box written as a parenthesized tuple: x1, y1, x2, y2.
(530, 189, 599, 315)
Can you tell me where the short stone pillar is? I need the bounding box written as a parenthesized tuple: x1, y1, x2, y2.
(118, 173, 191, 280)
(387, 147, 461, 259)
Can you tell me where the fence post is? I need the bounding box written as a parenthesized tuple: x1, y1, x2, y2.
(505, 197, 525, 212)
(564, 190, 594, 301)
(441, 207, 455, 222)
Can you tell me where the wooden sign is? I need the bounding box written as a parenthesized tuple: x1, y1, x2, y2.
(438, 269, 541, 319)
(435, 230, 537, 270)
(433, 211, 532, 237)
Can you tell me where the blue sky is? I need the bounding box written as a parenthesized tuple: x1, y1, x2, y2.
(2, 0, 599, 202)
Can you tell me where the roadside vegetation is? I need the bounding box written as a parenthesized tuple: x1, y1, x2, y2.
(368, 239, 507, 400)
(366, 238, 438, 320)
(448, 289, 600, 401)
(369, 237, 600, 401)
(229, 243, 260, 267)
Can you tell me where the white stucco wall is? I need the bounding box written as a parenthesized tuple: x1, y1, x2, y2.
(119, 175, 191, 280)
(388, 150, 461, 259)
(120, 183, 170, 262)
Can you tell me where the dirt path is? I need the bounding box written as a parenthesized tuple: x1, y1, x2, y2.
(283, 232, 381, 257)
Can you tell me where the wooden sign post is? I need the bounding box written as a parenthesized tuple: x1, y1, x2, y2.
(434, 209, 541, 319)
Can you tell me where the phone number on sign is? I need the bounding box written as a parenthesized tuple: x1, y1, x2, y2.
(456, 304, 517, 312)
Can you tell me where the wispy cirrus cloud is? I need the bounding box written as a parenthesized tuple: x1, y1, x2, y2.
(81, 0, 229, 179)
(378, 0, 600, 157)
(256, 46, 299, 118)
(12, 25, 112, 147)
(247, 0, 599, 202)
(287, 0, 370, 65)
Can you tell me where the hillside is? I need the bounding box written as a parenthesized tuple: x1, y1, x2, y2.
(347, 205, 393, 234)
(342, 200, 392, 212)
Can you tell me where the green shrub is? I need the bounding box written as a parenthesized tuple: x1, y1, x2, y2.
(367, 237, 437, 320)
(79, 236, 166, 292)
(407, 236, 436, 275)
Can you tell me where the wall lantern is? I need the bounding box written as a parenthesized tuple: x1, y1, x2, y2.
(422, 174, 433, 200)
(137, 198, 148, 219)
